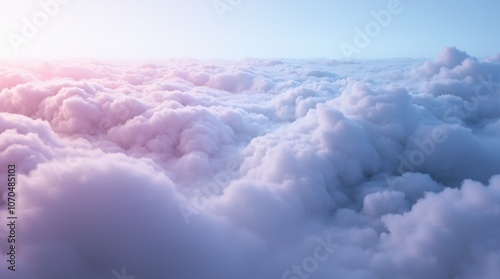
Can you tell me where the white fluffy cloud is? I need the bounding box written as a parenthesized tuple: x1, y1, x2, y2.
(1, 48, 500, 279)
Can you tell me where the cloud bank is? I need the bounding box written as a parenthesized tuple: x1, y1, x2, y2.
(1, 47, 500, 279)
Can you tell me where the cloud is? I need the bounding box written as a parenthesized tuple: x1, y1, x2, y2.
(0, 48, 499, 279)
(380, 176, 500, 279)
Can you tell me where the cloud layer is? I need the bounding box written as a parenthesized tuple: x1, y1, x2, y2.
(1, 48, 500, 279)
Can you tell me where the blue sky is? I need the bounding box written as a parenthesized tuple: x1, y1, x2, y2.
(0, 0, 499, 59)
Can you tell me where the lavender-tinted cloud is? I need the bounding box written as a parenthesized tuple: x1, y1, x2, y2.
(1, 47, 500, 279)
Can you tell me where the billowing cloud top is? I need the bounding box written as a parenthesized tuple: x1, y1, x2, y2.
(1, 48, 500, 279)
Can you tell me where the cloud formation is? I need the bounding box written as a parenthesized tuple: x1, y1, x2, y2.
(1, 48, 500, 279)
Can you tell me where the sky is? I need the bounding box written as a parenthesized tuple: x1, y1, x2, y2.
(0, 0, 499, 60)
